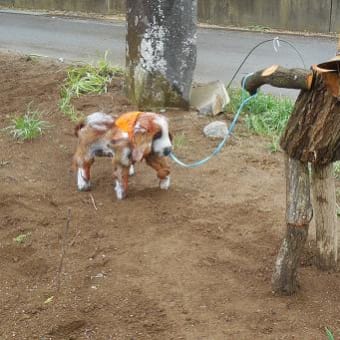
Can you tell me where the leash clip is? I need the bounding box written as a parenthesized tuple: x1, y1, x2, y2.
(273, 37, 281, 53)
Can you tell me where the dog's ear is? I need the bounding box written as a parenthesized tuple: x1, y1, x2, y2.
(134, 115, 158, 134)
(131, 129, 153, 162)
(131, 133, 153, 162)
(131, 114, 158, 162)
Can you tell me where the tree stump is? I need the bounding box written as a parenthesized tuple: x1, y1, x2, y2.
(126, 0, 197, 110)
(245, 63, 340, 293)
(280, 70, 340, 165)
(272, 154, 312, 295)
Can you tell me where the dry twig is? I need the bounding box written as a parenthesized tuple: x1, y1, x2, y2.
(56, 208, 71, 292)
(69, 230, 81, 247)
(89, 194, 98, 211)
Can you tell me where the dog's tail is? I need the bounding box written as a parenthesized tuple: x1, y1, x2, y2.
(74, 113, 117, 137)
(74, 121, 85, 137)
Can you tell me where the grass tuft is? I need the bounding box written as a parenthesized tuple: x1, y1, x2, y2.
(248, 24, 271, 32)
(13, 232, 31, 244)
(325, 327, 334, 340)
(6, 106, 49, 141)
(228, 88, 294, 152)
(59, 52, 124, 121)
(173, 133, 188, 149)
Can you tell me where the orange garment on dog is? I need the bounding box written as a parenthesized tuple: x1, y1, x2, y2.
(115, 111, 141, 137)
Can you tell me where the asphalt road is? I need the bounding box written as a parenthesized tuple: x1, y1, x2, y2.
(0, 10, 337, 95)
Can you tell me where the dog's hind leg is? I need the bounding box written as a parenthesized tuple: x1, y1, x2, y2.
(145, 155, 171, 190)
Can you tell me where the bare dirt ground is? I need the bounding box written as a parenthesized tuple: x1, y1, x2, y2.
(1, 53, 340, 340)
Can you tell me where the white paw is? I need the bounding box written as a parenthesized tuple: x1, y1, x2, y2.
(129, 165, 135, 176)
(160, 176, 170, 190)
(115, 180, 126, 200)
(77, 168, 91, 191)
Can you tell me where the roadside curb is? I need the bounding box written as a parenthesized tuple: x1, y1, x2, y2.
(0, 7, 337, 40)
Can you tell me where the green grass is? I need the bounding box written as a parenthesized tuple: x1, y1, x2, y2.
(229, 89, 340, 178)
(6, 106, 49, 141)
(228, 88, 294, 152)
(334, 162, 340, 179)
(248, 24, 272, 32)
(13, 232, 31, 244)
(59, 52, 124, 121)
(325, 327, 334, 340)
(173, 132, 188, 149)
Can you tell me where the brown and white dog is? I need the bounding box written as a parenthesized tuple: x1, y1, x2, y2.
(73, 111, 172, 199)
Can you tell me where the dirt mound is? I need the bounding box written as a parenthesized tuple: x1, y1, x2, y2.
(1, 53, 340, 339)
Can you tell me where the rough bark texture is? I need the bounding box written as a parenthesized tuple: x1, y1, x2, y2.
(272, 154, 313, 295)
(126, 0, 197, 110)
(311, 163, 338, 270)
(280, 72, 340, 165)
(243, 65, 313, 95)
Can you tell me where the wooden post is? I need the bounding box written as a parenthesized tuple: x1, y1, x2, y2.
(311, 163, 338, 270)
(272, 154, 313, 295)
(243, 37, 340, 292)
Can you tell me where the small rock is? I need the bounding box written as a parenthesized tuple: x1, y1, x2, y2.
(92, 273, 105, 279)
(203, 121, 229, 139)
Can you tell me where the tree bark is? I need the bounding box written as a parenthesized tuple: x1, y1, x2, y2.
(243, 65, 313, 95)
(311, 163, 338, 270)
(272, 154, 313, 295)
(126, 0, 197, 110)
(280, 71, 340, 165)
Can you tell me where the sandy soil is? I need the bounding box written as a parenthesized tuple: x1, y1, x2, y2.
(1, 53, 340, 340)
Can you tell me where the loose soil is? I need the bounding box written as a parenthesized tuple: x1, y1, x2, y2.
(1, 53, 340, 340)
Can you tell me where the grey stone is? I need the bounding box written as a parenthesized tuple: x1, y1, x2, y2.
(203, 121, 229, 139)
(191, 80, 230, 116)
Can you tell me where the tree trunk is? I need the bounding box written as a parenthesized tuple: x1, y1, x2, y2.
(311, 163, 338, 270)
(126, 0, 197, 110)
(280, 71, 340, 165)
(272, 154, 313, 295)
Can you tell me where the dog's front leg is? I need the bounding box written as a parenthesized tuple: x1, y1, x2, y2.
(129, 164, 135, 176)
(113, 162, 130, 200)
(76, 160, 93, 191)
(145, 154, 171, 190)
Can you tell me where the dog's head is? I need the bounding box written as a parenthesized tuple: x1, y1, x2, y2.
(132, 112, 172, 162)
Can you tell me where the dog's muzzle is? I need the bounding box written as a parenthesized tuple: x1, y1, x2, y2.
(163, 147, 172, 157)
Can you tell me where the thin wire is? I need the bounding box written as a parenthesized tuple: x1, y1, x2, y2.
(226, 38, 306, 89)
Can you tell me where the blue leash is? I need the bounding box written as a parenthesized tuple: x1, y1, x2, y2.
(170, 73, 257, 169)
